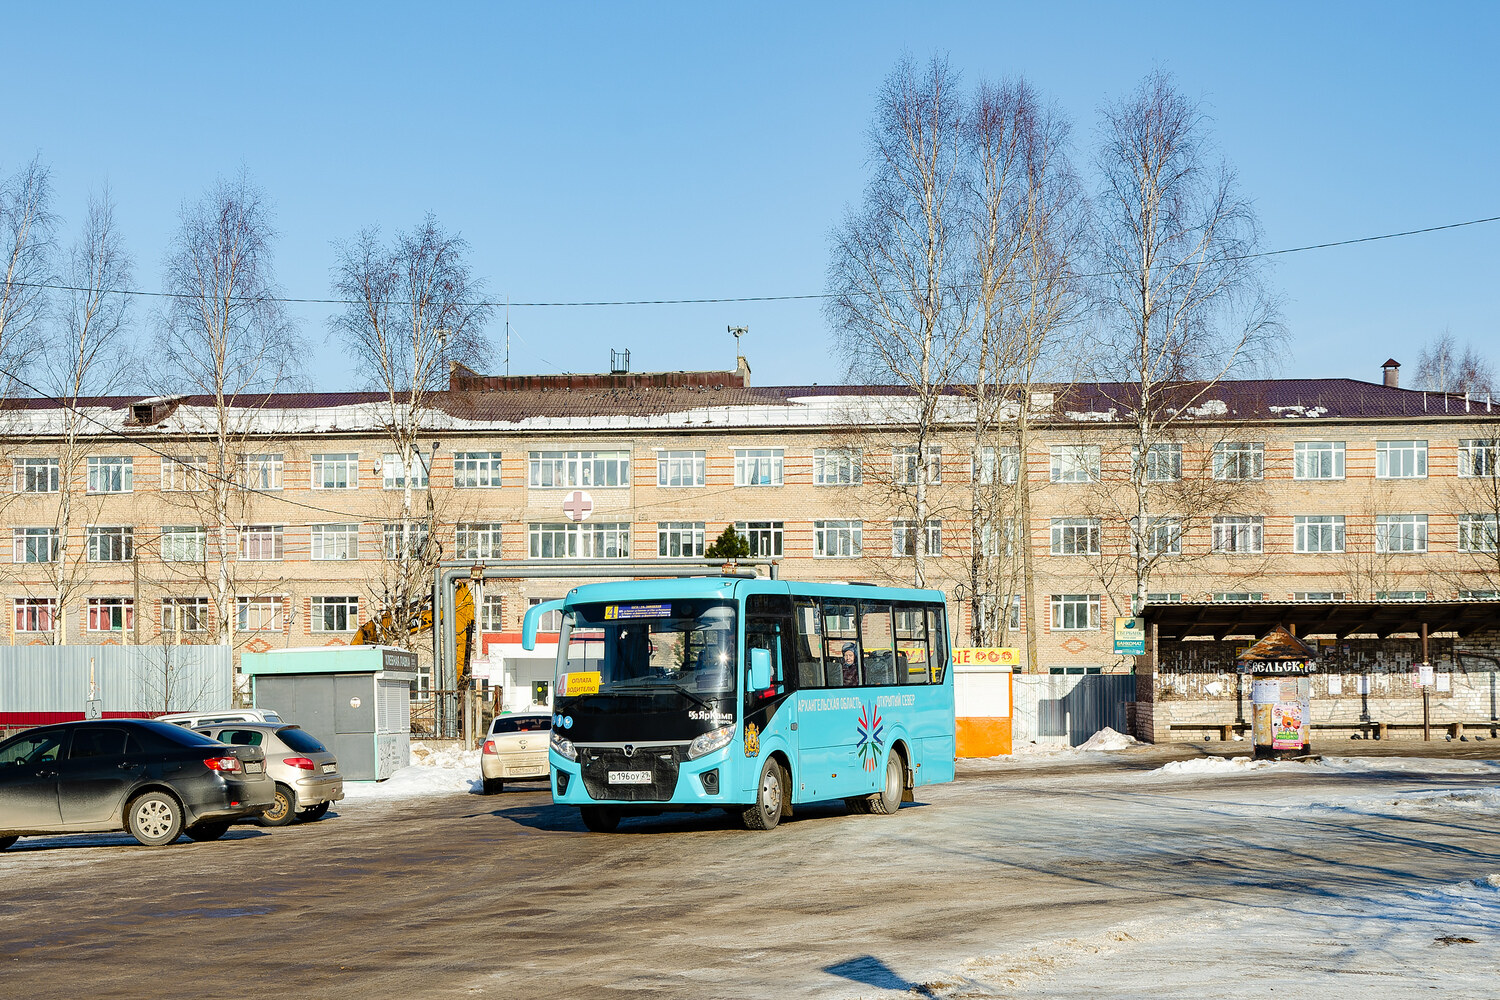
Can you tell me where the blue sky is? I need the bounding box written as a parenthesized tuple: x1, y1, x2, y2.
(8, 2, 1497, 389)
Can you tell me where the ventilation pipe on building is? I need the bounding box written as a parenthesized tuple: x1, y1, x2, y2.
(1382, 359, 1400, 388)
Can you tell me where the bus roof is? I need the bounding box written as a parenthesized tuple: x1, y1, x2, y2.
(560, 576, 947, 606)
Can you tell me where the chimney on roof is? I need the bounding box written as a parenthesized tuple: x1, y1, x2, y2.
(736, 354, 751, 388)
(1382, 358, 1400, 388)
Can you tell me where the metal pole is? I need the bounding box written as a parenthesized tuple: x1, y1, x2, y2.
(1422, 622, 1431, 742)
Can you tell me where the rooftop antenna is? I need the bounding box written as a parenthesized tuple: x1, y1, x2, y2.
(729, 325, 747, 358)
(505, 296, 511, 377)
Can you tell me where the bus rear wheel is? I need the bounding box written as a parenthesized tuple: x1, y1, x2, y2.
(742, 759, 786, 831)
(866, 751, 905, 815)
(580, 807, 620, 833)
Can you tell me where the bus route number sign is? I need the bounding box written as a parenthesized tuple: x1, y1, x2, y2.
(605, 603, 672, 620)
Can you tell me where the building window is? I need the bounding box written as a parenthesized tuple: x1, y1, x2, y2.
(1212, 515, 1263, 554)
(1050, 517, 1101, 556)
(1294, 515, 1345, 553)
(1376, 591, 1428, 601)
(1138, 442, 1183, 482)
(310, 523, 359, 561)
(734, 448, 783, 487)
(312, 596, 359, 632)
(813, 448, 862, 486)
(453, 451, 502, 488)
(455, 523, 504, 560)
(1050, 594, 1099, 631)
(657, 522, 706, 558)
(239, 453, 284, 491)
(236, 596, 283, 632)
(163, 597, 209, 633)
(13, 598, 56, 632)
(656, 450, 706, 488)
(978, 519, 1016, 559)
(1376, 440, 1427, 479)
(12, 527, 58, 564)
(13, 457, 59, 493)
(311, 453, 359, 490)
(528, 450, 631, 488)
(239, 525, 284, 561)
(383, 522, 429, 561)
(527, 597, 563, 632)
(1459, 589, 1500, 599)
(1146, 592, 1183, 603)
(1293, 592, 1346, 601)
(1458, 514, 1499, 553)
(1137, 516, 1182, 556)
(893, 519, 942, 557)
(480, 594, 504, 631)
(86, 526, 134, 562)
(87, 597, 133, 632)
(1375, 514, 1428, 553)
(1213, 442, 1264, 481)
(528, 522, 630, 559)
(814, 520, 862, 558)
(87, 456, 133, 493)
(978, 445, 1020, 486)
(734, 521, 784, 557)
(1212, 592, 1263, 602)
(162, 455, 210, 491)
(382, 451, 430, 490)
(1293, 441, 1345, 480)
(160, 526, 207, 562)
(1459, 439, 1500, 478)
(1049, 445, 1099, 484)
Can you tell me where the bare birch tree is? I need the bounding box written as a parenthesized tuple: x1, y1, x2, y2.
(1088, 71, 1281, 616)
(154, 173, 301, 650)
(1414, 329, 1494, 395)
(828, 56, 976, 588)
(0, 156, 54, 397)
(330, 216, 491, 650)
(35, 191, 136, 644)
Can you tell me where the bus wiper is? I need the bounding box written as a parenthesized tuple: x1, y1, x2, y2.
(607, 677, 715, 711)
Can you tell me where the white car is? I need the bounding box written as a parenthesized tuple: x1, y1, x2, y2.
(157, 709, 283, 728)
(480, 713, 552, 794)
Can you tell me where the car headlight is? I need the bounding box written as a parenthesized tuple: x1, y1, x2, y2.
(550, 731, 577, 761)
(687, 725, 735, 760)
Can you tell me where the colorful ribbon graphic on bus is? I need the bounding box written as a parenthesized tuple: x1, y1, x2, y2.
(856, 703, 884, 771)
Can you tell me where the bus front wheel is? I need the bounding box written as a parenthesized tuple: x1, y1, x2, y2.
(742, 759, 787, 831)
(580, 807, 621, 833)
(867, 751, 905, 815)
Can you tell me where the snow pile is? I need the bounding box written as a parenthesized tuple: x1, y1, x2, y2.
(1318, 755, 1500, 776)
(1077, 727, 1138, 752)
(342, 742, 483, 801)
(1152, 755, 1295, 776)
(1298, 786, 1500, 818)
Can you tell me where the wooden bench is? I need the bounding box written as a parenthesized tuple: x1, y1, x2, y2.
(1168, 722, 1248, 741)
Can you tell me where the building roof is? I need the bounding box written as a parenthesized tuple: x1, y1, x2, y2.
(1142, 600, 1500, 641)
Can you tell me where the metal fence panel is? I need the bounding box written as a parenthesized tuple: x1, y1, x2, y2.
(0, 645, 233, 721)
(1014, 674, 1136, 746)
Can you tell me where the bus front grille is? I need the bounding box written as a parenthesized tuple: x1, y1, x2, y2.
(578, 746, 682, 802)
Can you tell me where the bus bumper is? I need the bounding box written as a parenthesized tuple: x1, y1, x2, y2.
(549, 746, 735, 807)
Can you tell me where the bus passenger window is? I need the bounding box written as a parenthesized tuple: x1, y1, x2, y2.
(793, 598, 825, 687)
(926, 607, 950, 683)
(859, 603, 895, 686)
(894, 604, 930, 685)
(823, 601, 859, 687)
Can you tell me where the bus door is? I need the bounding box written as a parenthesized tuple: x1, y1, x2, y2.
(743, 595, 795, 794)
(789, 597, 872, 799)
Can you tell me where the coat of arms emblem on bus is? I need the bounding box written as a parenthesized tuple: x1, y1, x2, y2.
(744, 722, 760, 758)
(855, 704, 884, 771)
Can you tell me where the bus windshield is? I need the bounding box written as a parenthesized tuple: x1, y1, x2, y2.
(560, 600, 738, 700)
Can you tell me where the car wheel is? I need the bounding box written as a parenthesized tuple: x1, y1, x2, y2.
(127, 791, 184, 847)
(184, 821, 231, 842)
(741, 758, 787, 831)
(482, 777, 503, 795)
(0, 836, 17, 851)
(580, 807, 620, 833)
(866, 750, 905, 816)
(297, 801, 331, 822)
(258, 784, 296, 827)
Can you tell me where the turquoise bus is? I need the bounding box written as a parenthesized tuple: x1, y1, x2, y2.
(521, 575, 955, 831)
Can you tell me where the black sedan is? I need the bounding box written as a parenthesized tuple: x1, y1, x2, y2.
(0, 719, 275, 849)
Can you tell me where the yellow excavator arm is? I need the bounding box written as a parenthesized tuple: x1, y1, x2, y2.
(353, 583, 477, 686)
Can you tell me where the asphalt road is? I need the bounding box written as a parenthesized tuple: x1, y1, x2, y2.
(3, 744, 1499, 1000)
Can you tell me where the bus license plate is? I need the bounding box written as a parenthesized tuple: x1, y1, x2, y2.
(608, 770, 651, 785)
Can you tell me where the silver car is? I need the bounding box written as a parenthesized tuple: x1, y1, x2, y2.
(479, 713, 552, 794)
(194, 724, 343, 826)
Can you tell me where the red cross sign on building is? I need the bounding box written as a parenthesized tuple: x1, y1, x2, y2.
(563, 490, 594, 522)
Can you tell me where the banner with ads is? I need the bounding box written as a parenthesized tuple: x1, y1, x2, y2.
(952, 647, 1021, 668)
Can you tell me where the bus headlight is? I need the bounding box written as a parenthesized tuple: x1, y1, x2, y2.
(687, 725, 735, 760)
(550, 731, 578, 761)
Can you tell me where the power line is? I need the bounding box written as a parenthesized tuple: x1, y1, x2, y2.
(12, 215, 1498, 309)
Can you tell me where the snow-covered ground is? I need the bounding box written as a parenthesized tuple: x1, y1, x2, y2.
(340, 742, 483, 801)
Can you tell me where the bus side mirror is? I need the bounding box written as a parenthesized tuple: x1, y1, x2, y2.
(749, 648, 772, 691)
(522, 600, 565, 651)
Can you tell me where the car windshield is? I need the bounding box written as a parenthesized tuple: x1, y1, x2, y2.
(140, 721, 225, 747)
(277, 728, 327, 753)
(560, 599, 737, 697)
(491, 716, 550, 734)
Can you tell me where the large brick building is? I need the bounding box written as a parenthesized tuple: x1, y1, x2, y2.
(4, 357, 1498, 700)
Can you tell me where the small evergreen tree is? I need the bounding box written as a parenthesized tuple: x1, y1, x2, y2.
(705, 525, 751, 560)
